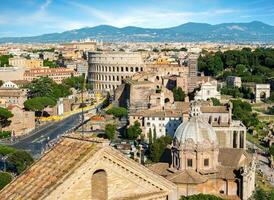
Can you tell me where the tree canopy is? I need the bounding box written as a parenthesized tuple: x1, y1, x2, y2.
(62, 75, 85, 90)
(0, 55, 13, 67)
(198, 48, 274, 83)
(148, 135, 172, 162)
(0, 107, 13, 130)
(27, 77, 72, 102)
(106, 107, 128, 118)
(7, 150, 34, 174)
(0, 172, 12, 190)
(126, 121, 142, 140)
(43, 59, 59, 68)
(180, 194, 223, 200)
(210, 98, 221, 106)
(105, 124, 116, 140)
(24, 96, 56, 112)
(172, 87, 186, 101)
(231, 100, 259, 127)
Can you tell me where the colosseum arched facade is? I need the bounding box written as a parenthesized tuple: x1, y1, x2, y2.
(88, 52, 146, 92)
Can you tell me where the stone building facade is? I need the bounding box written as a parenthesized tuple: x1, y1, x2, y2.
(194, 81, 221, 101)
(0, 88, 27, 107)
(3, 105, 35, 137)
(149, 102, 256, 200)
(0, 134, 177, 200)
(23, 68, 80, 84)
(88, 52, 146, 92)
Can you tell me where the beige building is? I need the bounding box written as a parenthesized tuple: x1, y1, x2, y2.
(129, 102, 189, 139)
(3, 104, 35, 137)
(149, 103, 255, 200)
(23, 68, 80, 84)
(88, 52, 146, 92)
(0, 88, 27, 107)
(0, 67, 25, 81)
(9, 57, 43, 68)
(0, 134, 177, 200)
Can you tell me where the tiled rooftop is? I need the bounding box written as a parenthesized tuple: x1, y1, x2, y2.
(0, 135, 106, 200)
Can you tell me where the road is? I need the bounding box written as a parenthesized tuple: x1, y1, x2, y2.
(7, 102, 102, 158)
(10, 113, 81, 158)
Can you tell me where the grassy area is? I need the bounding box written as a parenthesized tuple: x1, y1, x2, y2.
(256, 172, 274, 192)
(246, 133, 267, 151)
(0, 131, 11, 139)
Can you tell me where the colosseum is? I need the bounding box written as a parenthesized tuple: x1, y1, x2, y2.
(88, 52, 146, 92)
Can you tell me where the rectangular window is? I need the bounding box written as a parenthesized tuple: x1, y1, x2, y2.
(204, 159, 209, 167)
(187, 159, 193, 167)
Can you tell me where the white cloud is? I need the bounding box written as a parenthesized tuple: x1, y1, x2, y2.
(40, 0, 51, 11)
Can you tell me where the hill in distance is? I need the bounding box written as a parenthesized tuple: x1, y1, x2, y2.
(0, 21, 274, 43)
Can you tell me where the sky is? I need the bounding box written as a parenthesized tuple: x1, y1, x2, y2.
(0, 0, 274, 37)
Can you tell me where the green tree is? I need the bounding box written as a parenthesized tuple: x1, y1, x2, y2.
(210, 98, 221, 106)
(254, 188, 266, 200)
(105, 124, 116, 140)
(148, 135, 172, 162)
(0, 55, 13, 67)
(180, 193, 223, 200)
(106, 107, 128, 118)
(148, 128, 152, 144)
(0, 145, 16, 155)
(43, 59, 59, 68)
(126, 121, 142, 140)
(24, 97, 56, 116)
(7, 150, 34, 174)
(153, 128, 157, 142)
(0, 172, 12, 190)
(0, 107, 13, 131)
(62, 75, 85, 90)
(172, 87, 186, 101)
(232, 100, 259, 127)
(28, 77, 71, 101)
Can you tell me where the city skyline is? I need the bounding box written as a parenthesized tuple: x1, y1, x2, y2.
(0, 0, 274, 37)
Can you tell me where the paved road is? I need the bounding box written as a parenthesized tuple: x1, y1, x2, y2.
(10, 113, 81, 158)
(7, 103, 102, 158)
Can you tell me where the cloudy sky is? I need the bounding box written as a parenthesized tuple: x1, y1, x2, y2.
(0, 0, 273, 37)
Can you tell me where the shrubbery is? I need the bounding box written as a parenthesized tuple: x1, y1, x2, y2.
(0, 172, 12, 190)
(106, 107, 128, 118)
(0, 131, 11, 139)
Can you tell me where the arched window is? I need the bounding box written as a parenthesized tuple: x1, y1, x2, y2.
(126, 67, 129, 72)
(91, 170, 107, 200)
(135, 67, 139, 72)
(130, 67, 134, 72)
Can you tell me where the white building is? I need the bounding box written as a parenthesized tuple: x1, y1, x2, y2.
(195, 81, 221, 101)
(144, 114, 182, 138)
(0, 81, 19, 89)
(129, 109, 186, 139)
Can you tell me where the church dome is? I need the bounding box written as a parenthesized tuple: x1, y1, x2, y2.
(174, 116, 217, 145)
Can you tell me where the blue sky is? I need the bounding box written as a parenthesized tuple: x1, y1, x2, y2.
(0, 0, 274, 37)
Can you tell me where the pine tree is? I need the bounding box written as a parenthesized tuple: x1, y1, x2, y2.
(148, 128, 152, 144)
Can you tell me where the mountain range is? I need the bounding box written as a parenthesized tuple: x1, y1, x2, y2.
(1, 21, 274, 43)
